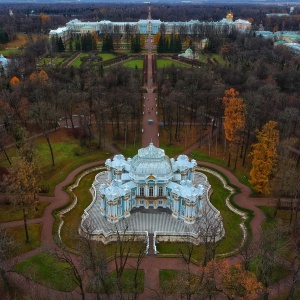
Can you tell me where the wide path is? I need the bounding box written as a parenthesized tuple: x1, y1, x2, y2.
(142, 35, 159, 147)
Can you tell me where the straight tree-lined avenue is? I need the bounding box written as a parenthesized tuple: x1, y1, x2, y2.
(142, 35, 159, 147)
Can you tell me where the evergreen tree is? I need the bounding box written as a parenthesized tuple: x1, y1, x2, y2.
(0, 30, 9, 44)
(175, 35, 182, 53)
(102, 34, 114, 52)
(57, 37, 65, 52)
(157, 34, 164, 53)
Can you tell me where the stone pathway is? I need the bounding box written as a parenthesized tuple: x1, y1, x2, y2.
(142, 35, 159, 148)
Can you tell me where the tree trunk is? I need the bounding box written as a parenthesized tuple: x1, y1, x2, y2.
(23, 208, 29, 243)
(2, 147, 11, 165)
(44, 132, 55, 168)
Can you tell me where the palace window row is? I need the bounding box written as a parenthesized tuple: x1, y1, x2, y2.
(139, 186, 164, 197)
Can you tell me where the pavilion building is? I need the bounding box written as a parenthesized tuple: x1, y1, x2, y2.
(81, 144, 223, 246)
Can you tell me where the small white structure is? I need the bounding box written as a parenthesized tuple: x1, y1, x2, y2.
(179, 48, 198, 60)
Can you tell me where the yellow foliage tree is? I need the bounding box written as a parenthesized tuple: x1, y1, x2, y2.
(10, 76, 20, 85)
(38, 70, 49, 81)
(250, 120, 279, 195)
(5, 153, 40, 242)
(222, 88, 245, 168)
(39, 13, 51, 24)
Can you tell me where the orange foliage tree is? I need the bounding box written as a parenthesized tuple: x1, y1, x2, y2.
(39, 13, 51, 24)
(153, 33, 161, 45)
(222, 88, 245, 168)
(10, 76, 20, 85)
(250, 120, 279, 195)
(203, 259, 263, 299)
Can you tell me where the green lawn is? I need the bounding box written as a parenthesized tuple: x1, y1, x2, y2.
(71, 53, 89, 67)
(0, 131, 110, 195)
(0, 201, 49, 223)
(156, 59, 190, 69)
(110, 269, 144, 293)
(15, 252, 78, 292)
(210, 53, 227, 65)
(4, 224, 42, 257)
(0, 48, 21, 57)
(98, 53, 116, 61)
(59, 170, 98, 249)
(123, 59, 144, 69)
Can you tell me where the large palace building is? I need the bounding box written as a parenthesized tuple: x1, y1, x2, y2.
(81, 144, 223, 246)
(49, 9, 251, 41)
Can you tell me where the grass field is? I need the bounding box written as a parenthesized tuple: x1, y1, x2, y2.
(0, 48, 21, 57)
(5, 224, 42, 257)
(0, 201, 49, 223)
(0, 130, 110, 195)
(98, 53, 116, 61)
(211, 53, 227, 65)
(15, 252, 78, 292)
(71, 53, 89, 67)
(156, 58, 190, 69)
(123, 59, 143, 69)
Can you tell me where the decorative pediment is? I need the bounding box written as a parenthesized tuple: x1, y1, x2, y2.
(146, 173, 156, 181)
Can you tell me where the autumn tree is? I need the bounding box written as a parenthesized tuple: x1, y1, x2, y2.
(10, 76, 20, 86)
(202, 259, 263, 299)
(222, 88, 245, 169)
(250, 120, 279, 195)
(4, 143, 40, 242)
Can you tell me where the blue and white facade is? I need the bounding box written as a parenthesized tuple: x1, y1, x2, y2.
(49, 11, 251, 40)
(97, 143, 210, 225)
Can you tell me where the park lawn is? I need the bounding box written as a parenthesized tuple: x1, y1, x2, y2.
(156, 58, 190, 69)
(59, 170, 98, 249)
(160, 269, 199, 294)
(98, 53, 116, 61)
(198, 53, 207, 63)
(123, 59, 143, 69)
(110, 269, 144, 293)
(204, 171, 243, 254)
(210, 53, 226, 65)
(15, 252, 78, 292)
(190, 149, 251, 188)
(5, 224, 42, 257)
(116, 142, 142, 158)
(0, 48, 21, 57)
(71, 52, 89, 67)
(0, 201, 49, 223)
(159, 142, 185, 157)
(0, 130, 110, 195)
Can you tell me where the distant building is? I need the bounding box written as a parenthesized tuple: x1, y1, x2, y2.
(0, 54, 9, 74)
(179, 48, 198, 59)
(49, 9, 251, 40)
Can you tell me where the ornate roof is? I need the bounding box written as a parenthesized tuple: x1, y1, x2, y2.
(130, 143, 173, 179)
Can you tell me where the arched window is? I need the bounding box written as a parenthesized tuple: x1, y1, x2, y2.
(139, 186, 144, 196)
(158, 186, 163, 196)
(149, 186, 154, 197)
